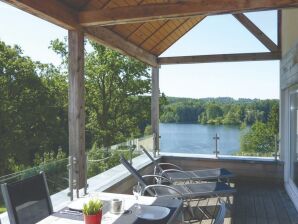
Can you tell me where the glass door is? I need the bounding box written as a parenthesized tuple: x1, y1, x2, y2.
(290, 92, 298, 187)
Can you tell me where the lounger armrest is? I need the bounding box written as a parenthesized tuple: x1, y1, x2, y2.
(161, 169, 193, 179)
(142, 174, 171, 183)
(143, 184, 183, 198)
(158, 163, 183, 170)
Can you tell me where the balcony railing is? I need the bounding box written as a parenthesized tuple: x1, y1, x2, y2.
(1, 148, 295, 224)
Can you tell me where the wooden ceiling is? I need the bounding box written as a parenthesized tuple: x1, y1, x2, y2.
(2, 0, 298, 66)
(58, 0, 205, 56)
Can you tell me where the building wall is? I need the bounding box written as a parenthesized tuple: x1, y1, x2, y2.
(280, 8, 298, 211)
(282, 8, 298, 56)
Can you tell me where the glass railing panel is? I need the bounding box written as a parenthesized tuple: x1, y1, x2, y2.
(87, 135, 153, 179)
(159, 122, 279, 159)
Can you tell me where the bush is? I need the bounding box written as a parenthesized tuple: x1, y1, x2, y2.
(240, 122, 275, 154)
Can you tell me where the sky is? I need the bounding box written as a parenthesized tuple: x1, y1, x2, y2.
(0, 2, 279, 99)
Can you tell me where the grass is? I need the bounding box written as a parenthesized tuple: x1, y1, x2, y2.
(0, 206, 6, 214)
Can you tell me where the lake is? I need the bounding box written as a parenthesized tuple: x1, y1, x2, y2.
(160, 123, 242, 155)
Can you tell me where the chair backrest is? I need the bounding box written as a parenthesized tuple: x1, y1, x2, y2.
(1, 172, 53, 224)
(140, 146, 163, 172)
(213, 202, 226, 224)
(120, 155, 148, 188)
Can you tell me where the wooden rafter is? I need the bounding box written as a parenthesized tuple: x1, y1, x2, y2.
(233, 13, 278, 52)
(79, 0, 298, 26)
(138, 21, 169, 47)
(85, 26, 158, 66)
(150, 17, 205, 55)
(158, 52, 281, 65)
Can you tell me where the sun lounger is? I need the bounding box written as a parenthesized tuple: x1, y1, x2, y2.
(141, 146, 234, 184)
(121, 155, 235, 198)
(120, 155, 235, 220)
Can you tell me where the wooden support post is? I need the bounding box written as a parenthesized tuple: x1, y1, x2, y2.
(68, 30, 86, 195)
(151, 67, 159, 157)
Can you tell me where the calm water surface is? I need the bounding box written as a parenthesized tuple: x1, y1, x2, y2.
(160, 123, 241, 155)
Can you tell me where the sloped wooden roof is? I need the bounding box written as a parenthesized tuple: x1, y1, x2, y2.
(59, 0, 204, 56)
(109, 17, 204, 56)
(3, 0, 298, 65)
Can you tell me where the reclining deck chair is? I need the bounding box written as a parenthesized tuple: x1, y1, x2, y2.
(141, 146, 234, 184)
(120, 155, 236, 220)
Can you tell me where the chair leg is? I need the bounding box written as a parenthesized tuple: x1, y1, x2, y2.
(183, 200, 194, 223)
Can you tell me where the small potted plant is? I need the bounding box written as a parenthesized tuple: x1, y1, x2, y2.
(82, 199, 103, 224)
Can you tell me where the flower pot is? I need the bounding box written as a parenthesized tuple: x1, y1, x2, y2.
(84, 211, 102, 224)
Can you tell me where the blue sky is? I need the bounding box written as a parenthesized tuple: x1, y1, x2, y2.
(0, 2, 279, 99)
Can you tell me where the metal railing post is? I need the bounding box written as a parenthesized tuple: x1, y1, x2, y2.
(130, 140, 133, 164)
(67, 156, 74, 201)
(274, 134, 280, 161)
(213, 133, 220, 158)
(84, 153, 88, 195)
(158, 135, 161, 156)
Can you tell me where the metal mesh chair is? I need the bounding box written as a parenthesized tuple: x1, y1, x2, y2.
(120, 155, 235, 220)
(213, 202, 226, 224)
(141, 146, 234, 184)
(1, 172, 53, 224)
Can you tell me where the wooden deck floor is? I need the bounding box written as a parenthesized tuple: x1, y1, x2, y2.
(184, 180, 298, 224)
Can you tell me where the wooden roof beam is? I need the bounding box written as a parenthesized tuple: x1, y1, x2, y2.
(85, 27, 158, 66)
(233, 13, 278, 52)
(158, 52, 281, 65)
(1, 0, 79, 30)
(79, 0, 298, 26)
(277, 10, 282, 50)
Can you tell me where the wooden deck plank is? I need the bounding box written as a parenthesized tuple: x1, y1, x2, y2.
(278, 190, 298, 224)
(255, 197, 268, 224)
(271, 187, 292, 224)
(262, 189, 279, 224)
(188, 180, 298, 224)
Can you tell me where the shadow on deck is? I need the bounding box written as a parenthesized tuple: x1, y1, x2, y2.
(185, 180, 298, 224)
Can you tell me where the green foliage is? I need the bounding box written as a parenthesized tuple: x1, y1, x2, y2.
(240, 122, 276, 153)
(51, 39, 152, 148)
(144, 125, 153, 135)
(206, 104, 223, 120)
(33, 148, 66, 165)
(83, 199, 103, 215)
(86, 143, 138, 178)
(160, 97, 279, 127)
(0, 206, 6, 214)
(0, 41, 68, 176)
(0, 38, 155, 177)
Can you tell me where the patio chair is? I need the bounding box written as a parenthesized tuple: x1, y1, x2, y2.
(120, 155, 235, 220)
(141, 146, 234, 184)
(1, 172, 53, 224)
(213, 201, 226, 224)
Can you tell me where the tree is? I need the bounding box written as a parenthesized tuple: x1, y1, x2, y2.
(51, 39, 151, 148)
(268, 103, 279, 135)
(240, 122, 275, 154)
(206, 104, 223, 120)
(0, 41, 68, 175)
